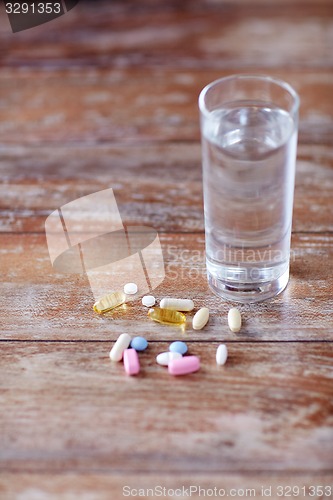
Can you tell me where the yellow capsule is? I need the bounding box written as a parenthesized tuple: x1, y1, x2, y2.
(148, 307, 186, 325)
(93, 291, 126, 314)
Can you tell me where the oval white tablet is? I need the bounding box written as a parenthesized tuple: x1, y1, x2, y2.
(192, 307, 209, 330)
(124, 282, 138, 295)
(142, 295, 156, 307)
(156, 351, 182, 366)
(216, 344, 228, 365)
(228, 307, 242, 333)
(160, 298, 194, 312)
(109, 333, 132, 362)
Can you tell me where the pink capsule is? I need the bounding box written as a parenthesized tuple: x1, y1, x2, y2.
(123, 348, 140, 376)
(168, 356, 200, 376)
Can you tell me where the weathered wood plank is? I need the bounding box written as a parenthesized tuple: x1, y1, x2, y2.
(1, 473, 333, 500)
(1, 233, 332, 341)
(0, 69, 332, 145)
(0, 1, 332, 69)
(0, 0, 332, 492)
(1, 341, 332, 473)
(0, 144, 332, 233)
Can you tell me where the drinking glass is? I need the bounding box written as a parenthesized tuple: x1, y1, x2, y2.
(199, 75, 299, 302)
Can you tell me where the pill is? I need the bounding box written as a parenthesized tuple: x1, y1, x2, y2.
(156, 351, 182, 366)
(130, 336, 148, 351)
(109, 333, 132, 362)
(124, 282, 138, 295)
(169, 341, 188, 355)
(148, 308, 186, 325)
(168, 356, 200, 376)
(93, 291, 126, 314)
(160, 298, 194, 312)
(192, 307, 209, 330)
(228, 307, 242, 332)
(216, 344, 228, 365)
(142, 295, 156, 307)
(123, 348, 140, 375)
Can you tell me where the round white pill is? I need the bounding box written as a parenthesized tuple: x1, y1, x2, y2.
(216, 344, 228, 366)
(123, 282, 138, 295)
(142, 295, 156, 307)
(228, 307, 242, 333)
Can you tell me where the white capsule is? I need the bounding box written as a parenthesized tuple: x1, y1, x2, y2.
(123, 282, 138, 295)
(228, 307, 242, 333)
(192, 307, 209, 330)
(156, 351, 182, 366)
(216, 344, 228, 365)
(109, 333, 132, 362)
(160, 297, 194, 312)
(142, 295, 156, 307)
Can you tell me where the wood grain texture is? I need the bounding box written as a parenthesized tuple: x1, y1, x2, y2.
(1, 1, 332, 69)
(1, 0, 332, 496)
(0, 68, 332, 145)
(0, 144, 332, 233)
(1, 232, 332, 341)
(1, 473, 333, 500)
(1, 342, 332, 474)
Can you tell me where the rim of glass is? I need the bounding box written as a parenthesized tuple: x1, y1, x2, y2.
(198, 74, 300, 119)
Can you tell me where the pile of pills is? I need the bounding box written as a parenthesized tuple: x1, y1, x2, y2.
(110, 336, 203, 377)
(101, 283, 242, 377)
(163, 342, 200, 375)
(146, 297, 211, 330)
(110, 334, 149, 375)
(94, 285, 241, 334)
(110, 333, 229, 377)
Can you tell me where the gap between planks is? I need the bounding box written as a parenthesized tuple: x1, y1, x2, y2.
(1, 468, 333, 475)
(1, 230, 333, 235)
(0, 340, 332, 344)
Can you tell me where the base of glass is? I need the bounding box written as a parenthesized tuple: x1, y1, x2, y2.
(207, 266, 289, 303)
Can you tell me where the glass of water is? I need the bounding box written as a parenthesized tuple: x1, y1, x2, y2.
(199, 75, 300, 303)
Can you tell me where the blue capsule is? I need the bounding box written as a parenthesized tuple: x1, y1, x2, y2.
(130, 336, 148, 351)
(169, 341, 188, 355)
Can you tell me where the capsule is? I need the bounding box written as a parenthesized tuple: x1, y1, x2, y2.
(192, 307, 209, 330)
(168, 356, 200, 376)
(109, 333, 132, 362)
(160, 298, 194, 312)
(148, 307, 186, 325)
(216, 344, 228, 366)
(123, 348, 140, 375)
(93, 291, 126, 314)
(228, 307, 242, 333)
(156, 351, 182, 366)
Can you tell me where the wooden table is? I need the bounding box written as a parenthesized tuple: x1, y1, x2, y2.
(1, 1, 332, 498)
